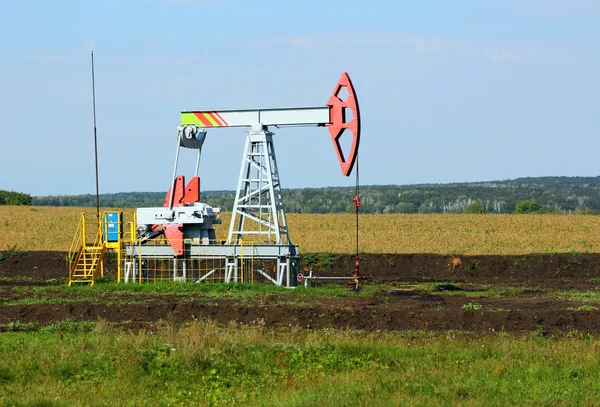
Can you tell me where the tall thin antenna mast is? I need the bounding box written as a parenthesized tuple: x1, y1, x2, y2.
(88, 39, 100, 224)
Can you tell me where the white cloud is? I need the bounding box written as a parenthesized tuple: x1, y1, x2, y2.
(484, 47, 523, 62)
(133, 0, 220, 5)
(351, 33, 446, 53)
(251, 33, 444, 55)
(248, 34, 345, 52)
(289, 34, 344, 51)
(164, 0, 220, 4)
(145, 56, 202, 65)
(23, 51, 83, 64)
(402, 37, 444, 53)
(290, 34, 310, 48)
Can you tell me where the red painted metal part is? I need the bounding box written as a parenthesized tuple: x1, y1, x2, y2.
(163, 176, 201, 207)
(353, 195, 361, 211)
(160, 176, 201, 255)
(182, 176, 200, 205)
(164, 224, 185, 256)
(326, 72, 361, 177)
(164, 176, 185, 208)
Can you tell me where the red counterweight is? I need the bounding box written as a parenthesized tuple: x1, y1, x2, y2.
(327, 72, 361, 177)
(161, 175, 202, 256)
(164, 175, 200, 207)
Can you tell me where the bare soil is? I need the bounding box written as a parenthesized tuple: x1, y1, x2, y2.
(1, 251, 600, 334)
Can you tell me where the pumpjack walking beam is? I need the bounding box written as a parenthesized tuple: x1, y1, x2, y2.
(180, 72, 361, 177)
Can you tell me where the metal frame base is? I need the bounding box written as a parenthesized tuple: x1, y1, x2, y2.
(124, 243, 299, 287)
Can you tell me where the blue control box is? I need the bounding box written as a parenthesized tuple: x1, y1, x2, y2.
(104, 212, 121, 243)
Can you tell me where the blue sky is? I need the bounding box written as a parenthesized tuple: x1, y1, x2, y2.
(0, 0, 598, 196)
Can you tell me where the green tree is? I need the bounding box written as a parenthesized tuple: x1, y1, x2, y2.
(0, 190, 32, 206)
(418, 200, 437, 214)
(581, 208, 600, 215)
(395, 202, 417, 213)
(463, 202, 485, 214)
(0, 190, 8, 205)
(514, 199, 542, 214)
(537, 206, 562, 214)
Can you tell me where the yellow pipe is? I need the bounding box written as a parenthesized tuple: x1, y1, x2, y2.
(82, 212, 86, 247)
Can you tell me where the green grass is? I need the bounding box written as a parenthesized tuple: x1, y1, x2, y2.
(38, 320, 97, 333)
(548, 289, 600, 303)
(414, 282, 534, 298)
(7, 280, 600, 315)
(2, 282, 381, 308)
(1, 321, 600, 406)
(462, 302, 482, 311)
(486, 308, 511, 313)
(2, 296, 99, 307)
(567, 305, 599, 312)
(413, 283, 600, 308)
(13, 280, 600, 312)
(302, 253, 336, 269)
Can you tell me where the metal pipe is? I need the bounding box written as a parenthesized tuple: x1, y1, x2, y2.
(303, 268, 358, 286)
(168, 133, 182, 211)
(173, 257, 177, 281)
(194, 147, 202, 177)
(90, 46, 100, 225)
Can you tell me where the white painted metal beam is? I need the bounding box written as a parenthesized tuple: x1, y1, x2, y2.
(181, 106, 331, 128)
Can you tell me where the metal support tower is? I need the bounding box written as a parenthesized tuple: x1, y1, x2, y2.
(227, 127, 289, 246)
(225, 126, 294, 286)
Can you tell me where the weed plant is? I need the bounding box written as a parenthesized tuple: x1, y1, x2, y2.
(462, 302, 482, 311)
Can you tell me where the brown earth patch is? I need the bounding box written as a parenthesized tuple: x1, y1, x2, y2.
(1, 251, 600, 334)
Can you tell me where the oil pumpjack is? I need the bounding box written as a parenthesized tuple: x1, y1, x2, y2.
(127, 73, 361, 287)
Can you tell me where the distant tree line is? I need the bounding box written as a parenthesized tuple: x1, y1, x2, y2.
(33, 191, 235, 211)
(32, 176, 600, 214)
(0, 190, 32, 206)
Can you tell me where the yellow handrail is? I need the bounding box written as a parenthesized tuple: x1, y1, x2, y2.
(67, 212, 106, 285)
(95, 215, 104, 278)
(67, 213, 85, 271)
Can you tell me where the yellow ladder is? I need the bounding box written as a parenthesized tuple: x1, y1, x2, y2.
(68, 213, 105, 286)
(69, 245, 105, 286)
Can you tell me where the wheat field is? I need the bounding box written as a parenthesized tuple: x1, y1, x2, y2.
(1, 206, 600, 254)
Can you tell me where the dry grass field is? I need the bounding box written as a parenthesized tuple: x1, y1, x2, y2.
(2, 205, 600, 254)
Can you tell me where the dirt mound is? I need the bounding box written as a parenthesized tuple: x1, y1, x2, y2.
(328, 253, 600, 289)
(0, 251, 67, 281)
(2, 251, 600, 334)
(3, 251, 600, 288)
(0, 293, 596, 334)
